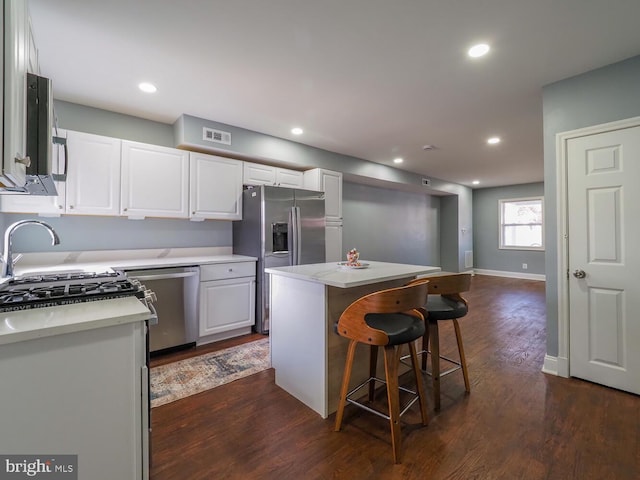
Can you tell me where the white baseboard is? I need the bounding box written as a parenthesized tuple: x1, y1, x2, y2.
(542, 354, 569, 377)
(473, 268, 545, 281)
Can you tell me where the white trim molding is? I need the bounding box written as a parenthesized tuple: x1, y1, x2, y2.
(473, 269, 545, 281)
(555, 115, 640, 381)
(542, 355, 569, 377)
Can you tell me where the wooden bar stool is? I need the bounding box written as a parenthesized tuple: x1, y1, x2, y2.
(334, 280, 430, 464)
(407, 273, 472, 410)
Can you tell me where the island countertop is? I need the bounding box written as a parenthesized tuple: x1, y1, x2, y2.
(265, 261, 441, 288)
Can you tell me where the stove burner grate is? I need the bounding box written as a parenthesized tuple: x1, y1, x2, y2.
(0, 271, 144, 313)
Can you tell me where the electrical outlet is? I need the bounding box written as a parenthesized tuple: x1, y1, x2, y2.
(522, 263, 528, 270)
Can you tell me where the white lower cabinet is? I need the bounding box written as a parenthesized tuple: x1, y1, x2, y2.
(198, 262, 256, 342)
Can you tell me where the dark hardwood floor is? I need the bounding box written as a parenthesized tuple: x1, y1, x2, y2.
(150, 275, 640, 479)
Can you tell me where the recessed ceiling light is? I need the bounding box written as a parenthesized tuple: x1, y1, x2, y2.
(393, 157, 403, 164)
(138, 82, 157, 93)
(468, 43, 490, 58)
(472, 180, 480, 185)
(487, 136, 501, 145)
(291, 127, 303, 135)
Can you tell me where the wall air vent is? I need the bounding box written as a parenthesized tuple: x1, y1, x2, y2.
(422, 178, 431, 186)
(202, 127, 232, 145)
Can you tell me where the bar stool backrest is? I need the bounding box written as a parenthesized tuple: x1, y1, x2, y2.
(336, 279, 430, 346)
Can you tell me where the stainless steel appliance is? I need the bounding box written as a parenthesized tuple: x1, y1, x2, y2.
(233, 185, 325, 334)
(0, 269, 154, 311)
(127, 266, 199, 355)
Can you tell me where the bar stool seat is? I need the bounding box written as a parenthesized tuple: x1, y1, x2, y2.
(406, 273, 472, 410)
(334, 280, 430, 464)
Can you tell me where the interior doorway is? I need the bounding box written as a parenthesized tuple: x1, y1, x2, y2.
(557, 116, 640, 395)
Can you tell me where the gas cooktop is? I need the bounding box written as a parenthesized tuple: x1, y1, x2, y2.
(0, 270, 147, 313)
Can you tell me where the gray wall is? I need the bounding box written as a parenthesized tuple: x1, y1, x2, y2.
(4, 100, 450, 266)
(473, 182, 545, 275)
(543, 54, 640, 356)
(342, 182, 440, 266)
(0, 214, 231, 252)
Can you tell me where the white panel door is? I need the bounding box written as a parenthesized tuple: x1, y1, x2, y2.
(567, 125, 640, 394)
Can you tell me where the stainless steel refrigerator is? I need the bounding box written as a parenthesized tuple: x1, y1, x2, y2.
(233, 185, 326, 334)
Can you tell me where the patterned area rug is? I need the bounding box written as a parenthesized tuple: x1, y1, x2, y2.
(150, 338, 270, 408)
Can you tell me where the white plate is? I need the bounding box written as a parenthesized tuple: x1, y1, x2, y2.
(337, 262, 370, 269)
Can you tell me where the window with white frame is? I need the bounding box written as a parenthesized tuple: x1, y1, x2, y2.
(499, 197, 544, 250)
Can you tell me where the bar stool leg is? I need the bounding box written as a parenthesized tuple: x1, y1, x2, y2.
(368, 345, 378, 401)
(382, 345, 402, 464)
(421, 328, 430, 371)
(453, 319, 471, 392)
(429, 319, 442, 410)
(408, 340, 429, 426)
(335, 340, 358, 432)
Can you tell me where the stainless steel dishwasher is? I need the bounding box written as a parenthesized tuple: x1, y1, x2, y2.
(127, 266, 200, 355)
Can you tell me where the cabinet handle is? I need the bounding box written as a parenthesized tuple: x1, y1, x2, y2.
(123, 208, 128, 212)
(69, 205, 74, 209)
(228, 268, 233, 272)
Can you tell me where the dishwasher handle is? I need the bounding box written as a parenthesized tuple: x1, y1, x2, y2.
(130, 271, 198, 281)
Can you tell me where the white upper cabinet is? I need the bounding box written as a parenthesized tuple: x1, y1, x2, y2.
(303, 168, 343, 223)
(275, 168, 304, 188)
(121, 141, 189, 219)
(66, 131, 121, 215)
(243, 161, 304, 188)
(189, 153, 243, 221)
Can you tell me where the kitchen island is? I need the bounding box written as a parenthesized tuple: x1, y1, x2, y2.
(266, 261, 440, 418)
(0, 298, 152, 480)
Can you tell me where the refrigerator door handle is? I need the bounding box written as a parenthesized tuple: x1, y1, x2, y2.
(290, 206, 302, 265)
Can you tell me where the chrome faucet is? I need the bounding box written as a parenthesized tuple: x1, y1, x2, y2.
(1, 220, 60, 278)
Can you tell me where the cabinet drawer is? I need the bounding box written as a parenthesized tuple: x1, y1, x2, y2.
(200, 262, 256, 281)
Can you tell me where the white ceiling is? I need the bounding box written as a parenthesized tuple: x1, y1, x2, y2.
(28, 0, 640, 189)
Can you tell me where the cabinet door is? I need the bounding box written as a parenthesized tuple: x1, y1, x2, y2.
(304, 168, 343, 223)
(275, 168, 304, 188)
(243, 162, 276, 186)
(190, 153, 243, 220)
(199, 277, 256, 336)
(121, 141, 189, 219)
(325, 223, 343, 263)
(66, 131, 121, 215)
(321, 170, 343, 222)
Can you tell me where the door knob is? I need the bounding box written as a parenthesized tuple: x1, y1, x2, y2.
(573, 269, 586, 279)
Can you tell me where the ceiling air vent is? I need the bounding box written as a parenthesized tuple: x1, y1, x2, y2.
(422, 178, 431, 186)
(202, 127, 232, 145)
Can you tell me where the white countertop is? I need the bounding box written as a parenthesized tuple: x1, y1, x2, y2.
(0, 297, 151, 346)
(265, 261, 441, 288)
(11, 247, 257, 277)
